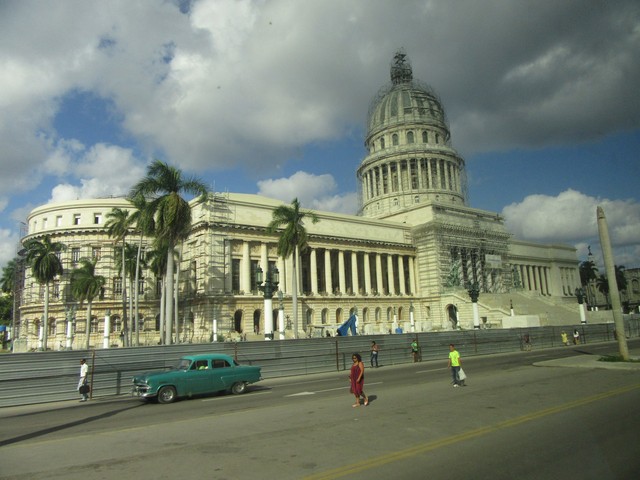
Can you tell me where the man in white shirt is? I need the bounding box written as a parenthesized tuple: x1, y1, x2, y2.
(78, 358, 89, 402)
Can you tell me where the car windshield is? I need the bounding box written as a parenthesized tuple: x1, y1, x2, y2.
(176, 358, 191, 371)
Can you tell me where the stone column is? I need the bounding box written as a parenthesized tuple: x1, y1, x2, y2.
(260, 243, 268, 271)
(398, 255, 406, 295)
(408, 256, 417, 295)
(338, 250, 346, 294)
(324, 249, 332, 294)
(278, 257, 286, 294)
(376, 253, 383, 295)
(364, 252, 372, 295)
(387, 254, 395, 295)
(242, 241, 251, 294)
(310, 248, 318, 295)
(351, 252, 359, 295)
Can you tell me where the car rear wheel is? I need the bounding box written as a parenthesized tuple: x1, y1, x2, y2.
(158, 386, 177, 404)
(231, 382, 247, 395)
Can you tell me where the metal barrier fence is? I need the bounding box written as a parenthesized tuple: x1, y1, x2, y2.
(1, 318, 637, 408)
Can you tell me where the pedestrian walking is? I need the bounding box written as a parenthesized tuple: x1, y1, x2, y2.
(349, 353, 368, 407)
(573, 329, 580, 345)
(523, 333, 532, 351)
(78, 358, 89, 402)
(370, 341, 379, 368)
(561, 331, 569, 346)
(447, 344, 464, 387)
(411, 338, 420, 362)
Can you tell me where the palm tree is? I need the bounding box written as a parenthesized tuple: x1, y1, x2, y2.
(1, 259, 18, 295)
(267, 198, 319, 338)
(146, 242, 170, 342)
(24, 235, 65, 350)
(579, 260, 599, 307)
(70, 258, 106, 350)
(596, 274, 610, 309)
(129, 159, 208, 344)
(129, 194, 155, 346)
(115, 243, 141, 346)
(105, 207, 134, 346)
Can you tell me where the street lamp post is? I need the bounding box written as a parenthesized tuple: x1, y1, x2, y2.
(575, 287, 587, 324)
(467, 282, 481, 329)
(277, 290, 285, 340)
(256, 266, 279, 341)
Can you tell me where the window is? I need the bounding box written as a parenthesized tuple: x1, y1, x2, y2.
(192, 360, 209, 370)
(422, 131, 428, 143)
(213, 359, 231, 368)
(114, 277, 122, 296)
(71, 248, 80, 263)
(392, 134, 399, 146)
(380, 137, 385, 149)
(92, 247, 101, 260)
(94, 213, 102, 225)
(42, 218, 48, 229)
(56, 216, 63, 227)
(407, 131, 414, 143)
(435, 133, 440, 144)
(231, 259, 241, 293)
(53, 282, 60, 299)
(138, 277, 145, 294)
(73, 214, 81, 225)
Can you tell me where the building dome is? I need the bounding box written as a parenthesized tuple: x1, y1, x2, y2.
(367, 52, 449, 142)
(358, 51, 466, 219)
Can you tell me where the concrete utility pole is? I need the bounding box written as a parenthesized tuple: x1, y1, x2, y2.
(596, 206, 629, 360)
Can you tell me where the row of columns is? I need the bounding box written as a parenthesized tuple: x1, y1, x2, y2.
(514, 264, 551, 296)
(362, 156, 461, 201)
(238, 241, 417, 297)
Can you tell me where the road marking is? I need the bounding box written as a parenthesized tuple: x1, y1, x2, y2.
(303, 382, 640, 480)
(201, 390, 272, 402)
(416, 368, 446, 373)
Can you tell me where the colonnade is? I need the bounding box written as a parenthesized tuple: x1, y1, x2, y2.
(361, 156, 462, 201)
(512, 264, 553, 296)
(235, 241, 417, 298)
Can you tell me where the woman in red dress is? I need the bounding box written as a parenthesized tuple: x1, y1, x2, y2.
(349, 353, 368, 407)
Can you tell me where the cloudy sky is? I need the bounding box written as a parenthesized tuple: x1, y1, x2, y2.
(1, 0, 639, 273)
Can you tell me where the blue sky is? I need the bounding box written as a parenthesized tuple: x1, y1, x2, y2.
(1, 0, 639, 273)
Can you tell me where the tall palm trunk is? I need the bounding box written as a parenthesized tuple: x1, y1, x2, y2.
(85, 302, 92, 350)
(121, 242, 128, 347)
(42, 283, 50, 350)
(159, 277, 166, 344)
(134, 234, 142, 346)
(165, 248, 175, 344)
(128, 277, 134, 346)
(292, 245, 299, 339)
(175, 243, 183, 343)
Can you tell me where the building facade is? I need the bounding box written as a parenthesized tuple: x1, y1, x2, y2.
(13, 52, 583, 351)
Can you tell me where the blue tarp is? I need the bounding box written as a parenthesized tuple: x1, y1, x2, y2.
(337, 314, 358, 336)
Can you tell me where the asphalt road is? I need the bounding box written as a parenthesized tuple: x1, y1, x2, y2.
(1, 340, 639, 480)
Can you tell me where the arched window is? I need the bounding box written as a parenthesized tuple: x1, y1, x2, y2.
(392, 134, 399, 146)
(435, 133, 440, 144)
(375, 307, 382, 323)
(380, 137, 385, 149)
(407, 131, 414, 143)
(321, 308, 329, 324)
(422, 131, 428, 143)
(234, 310, 243, 333)
(253, 310, 261, 334)
(335, 308, 343, 324)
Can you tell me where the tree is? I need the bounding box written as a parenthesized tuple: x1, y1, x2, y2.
(596, 274, 610, 309)
(579, 260, 599, 286)
(267, 198, 319, 338)
(1, 259, 18, 295)
(129, 194, 155, 346)
(146, 241, 170, 343)
(24, 235, 65, 350)
(129, 160, 208, 344)
(105, 207, 134, 346)
(70, 258, 106, 350)
(596, 265, 627, 311)
(115, 243, 141, 346)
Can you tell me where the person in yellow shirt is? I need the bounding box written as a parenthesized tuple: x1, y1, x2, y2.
(447, 344, 462, 387)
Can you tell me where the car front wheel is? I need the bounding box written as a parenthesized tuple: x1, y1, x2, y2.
(157, 386, 177, 404)
(231, 382, 247, 395)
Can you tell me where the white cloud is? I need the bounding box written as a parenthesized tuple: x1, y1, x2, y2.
(257, 171, 358, 214)
(503, 189, 640, 266)
(0, 229, 20, 269)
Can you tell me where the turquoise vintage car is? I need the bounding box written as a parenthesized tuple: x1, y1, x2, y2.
(131, 353, 262, 404)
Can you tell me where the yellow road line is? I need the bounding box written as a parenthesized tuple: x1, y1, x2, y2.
(304, 383, 640, 480)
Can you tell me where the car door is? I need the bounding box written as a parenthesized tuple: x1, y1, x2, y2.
(184, 359, 212, 395)
(211, 358, 234, 390)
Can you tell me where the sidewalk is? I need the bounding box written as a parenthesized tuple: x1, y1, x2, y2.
(534, 349, 640, 371)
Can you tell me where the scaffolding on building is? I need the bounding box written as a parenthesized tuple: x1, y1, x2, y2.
(432, 208, 512, 294)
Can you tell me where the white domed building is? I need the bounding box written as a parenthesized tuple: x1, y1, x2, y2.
(13, 52, 581, 351)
